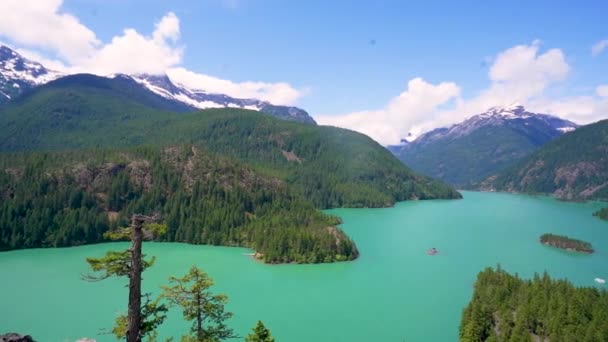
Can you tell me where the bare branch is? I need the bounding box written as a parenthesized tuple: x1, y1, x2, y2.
(80, 272, 111, 282)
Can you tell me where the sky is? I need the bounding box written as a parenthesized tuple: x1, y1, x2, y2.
(0, 0, 607, 144)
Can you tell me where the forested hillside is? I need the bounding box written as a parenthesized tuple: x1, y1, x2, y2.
(156, 110, 461, 207)
(461, 267, 608, 341)
(478, 119, 608, 201)
(0, 146, 358, 263)
(0, 73, 460, 263)
(0, 77, 460, 208)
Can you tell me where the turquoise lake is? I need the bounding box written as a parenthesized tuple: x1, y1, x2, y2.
(1, 191, 607, 341)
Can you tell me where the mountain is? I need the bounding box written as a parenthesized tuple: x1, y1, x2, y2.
(389, 104, 578, 186)
(131, 74, 316, 124)
(0, 72, 460, 262)
(0, 74, 461, 208)
(0, 45, 62, 104)
(478, 118, 608, 201)
(0, 45, 315, 124)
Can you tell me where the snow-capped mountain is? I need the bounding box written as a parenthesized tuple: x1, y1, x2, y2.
(390, 104, 579, 185)
(0, 45, 315, 124)
(411, 104, 577, 147)
(0, 46, 62, 103)
(129, 74, 316, 124)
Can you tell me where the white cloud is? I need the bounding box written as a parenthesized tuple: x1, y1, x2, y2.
(0, 0, 99, 62)
(167, 67, 305, 105)
(432, 42, 571, 128)
(0, 42, 71, 73)
(527, 96, 608, 124)
(153, 12, 181, 42)
(316, 78, 460, 145)
(488, 41, 569, 95)
(0, 1, 181, 74)
(0, 1, 305, 104)
(77, 12, 183, 75)
(597, 85, 608, 98)
(592, 39, 608, 56)
(316, 41, 608, 145)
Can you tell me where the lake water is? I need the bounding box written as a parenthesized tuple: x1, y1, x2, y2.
(1, 191, 607, 341)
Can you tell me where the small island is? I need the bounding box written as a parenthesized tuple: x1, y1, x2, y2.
(540, 233, 594, 253)
(593, 207, 608, 221)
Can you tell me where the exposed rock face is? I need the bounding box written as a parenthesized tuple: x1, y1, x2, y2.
(477, 119, 608, 201)
(0, 333, 36, 342)
(281, 149, 303, 163)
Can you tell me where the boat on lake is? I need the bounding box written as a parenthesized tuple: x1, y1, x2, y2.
(595, 278, 606, 284)
(427, 247, 438, 255)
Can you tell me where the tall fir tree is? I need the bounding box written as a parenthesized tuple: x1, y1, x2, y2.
(245, 321, 275, 342)
(162, 266, 237, 342)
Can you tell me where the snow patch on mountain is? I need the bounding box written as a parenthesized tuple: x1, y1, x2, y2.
(0, 45, 316, 124)
(126, 73, 316, 124)
(557, 126, 576, 133)
(398, 104, 578, 147)
(129, 74, 266, 111)
(0, 46, 62, 86)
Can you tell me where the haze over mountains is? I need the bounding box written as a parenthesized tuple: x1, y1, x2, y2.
(0, 45, 315, 124)
(388, 104, 579, 186)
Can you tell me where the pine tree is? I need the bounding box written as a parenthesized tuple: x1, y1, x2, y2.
(162, 266, 237, 341)
(245, 321, 275, 342)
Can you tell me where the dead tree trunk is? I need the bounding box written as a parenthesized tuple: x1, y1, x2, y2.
(127, 215, 145, 342)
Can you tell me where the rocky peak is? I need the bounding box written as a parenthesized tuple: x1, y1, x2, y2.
(395, 105, 578, 148)
(0, 45, 62, 103)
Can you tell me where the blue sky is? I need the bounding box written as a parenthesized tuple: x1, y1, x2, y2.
(1, 0, 607, 144)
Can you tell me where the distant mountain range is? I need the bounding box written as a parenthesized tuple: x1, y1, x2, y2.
(0, 45, 315, 124)
(478, 118, 608, 201)
(388, 104, 578, 186)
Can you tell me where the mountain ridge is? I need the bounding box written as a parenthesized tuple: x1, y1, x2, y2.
(130, 73, 316, 124)
(0, 75, 461, 207)
(0, 45, 315, 124)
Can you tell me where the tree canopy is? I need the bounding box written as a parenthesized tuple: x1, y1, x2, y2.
(460, 266, 608, 341)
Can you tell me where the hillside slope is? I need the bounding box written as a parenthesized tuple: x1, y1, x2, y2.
(0, 146, 358, 263)
(0, 77, 461, 207)
(478, 119, 608, 201)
